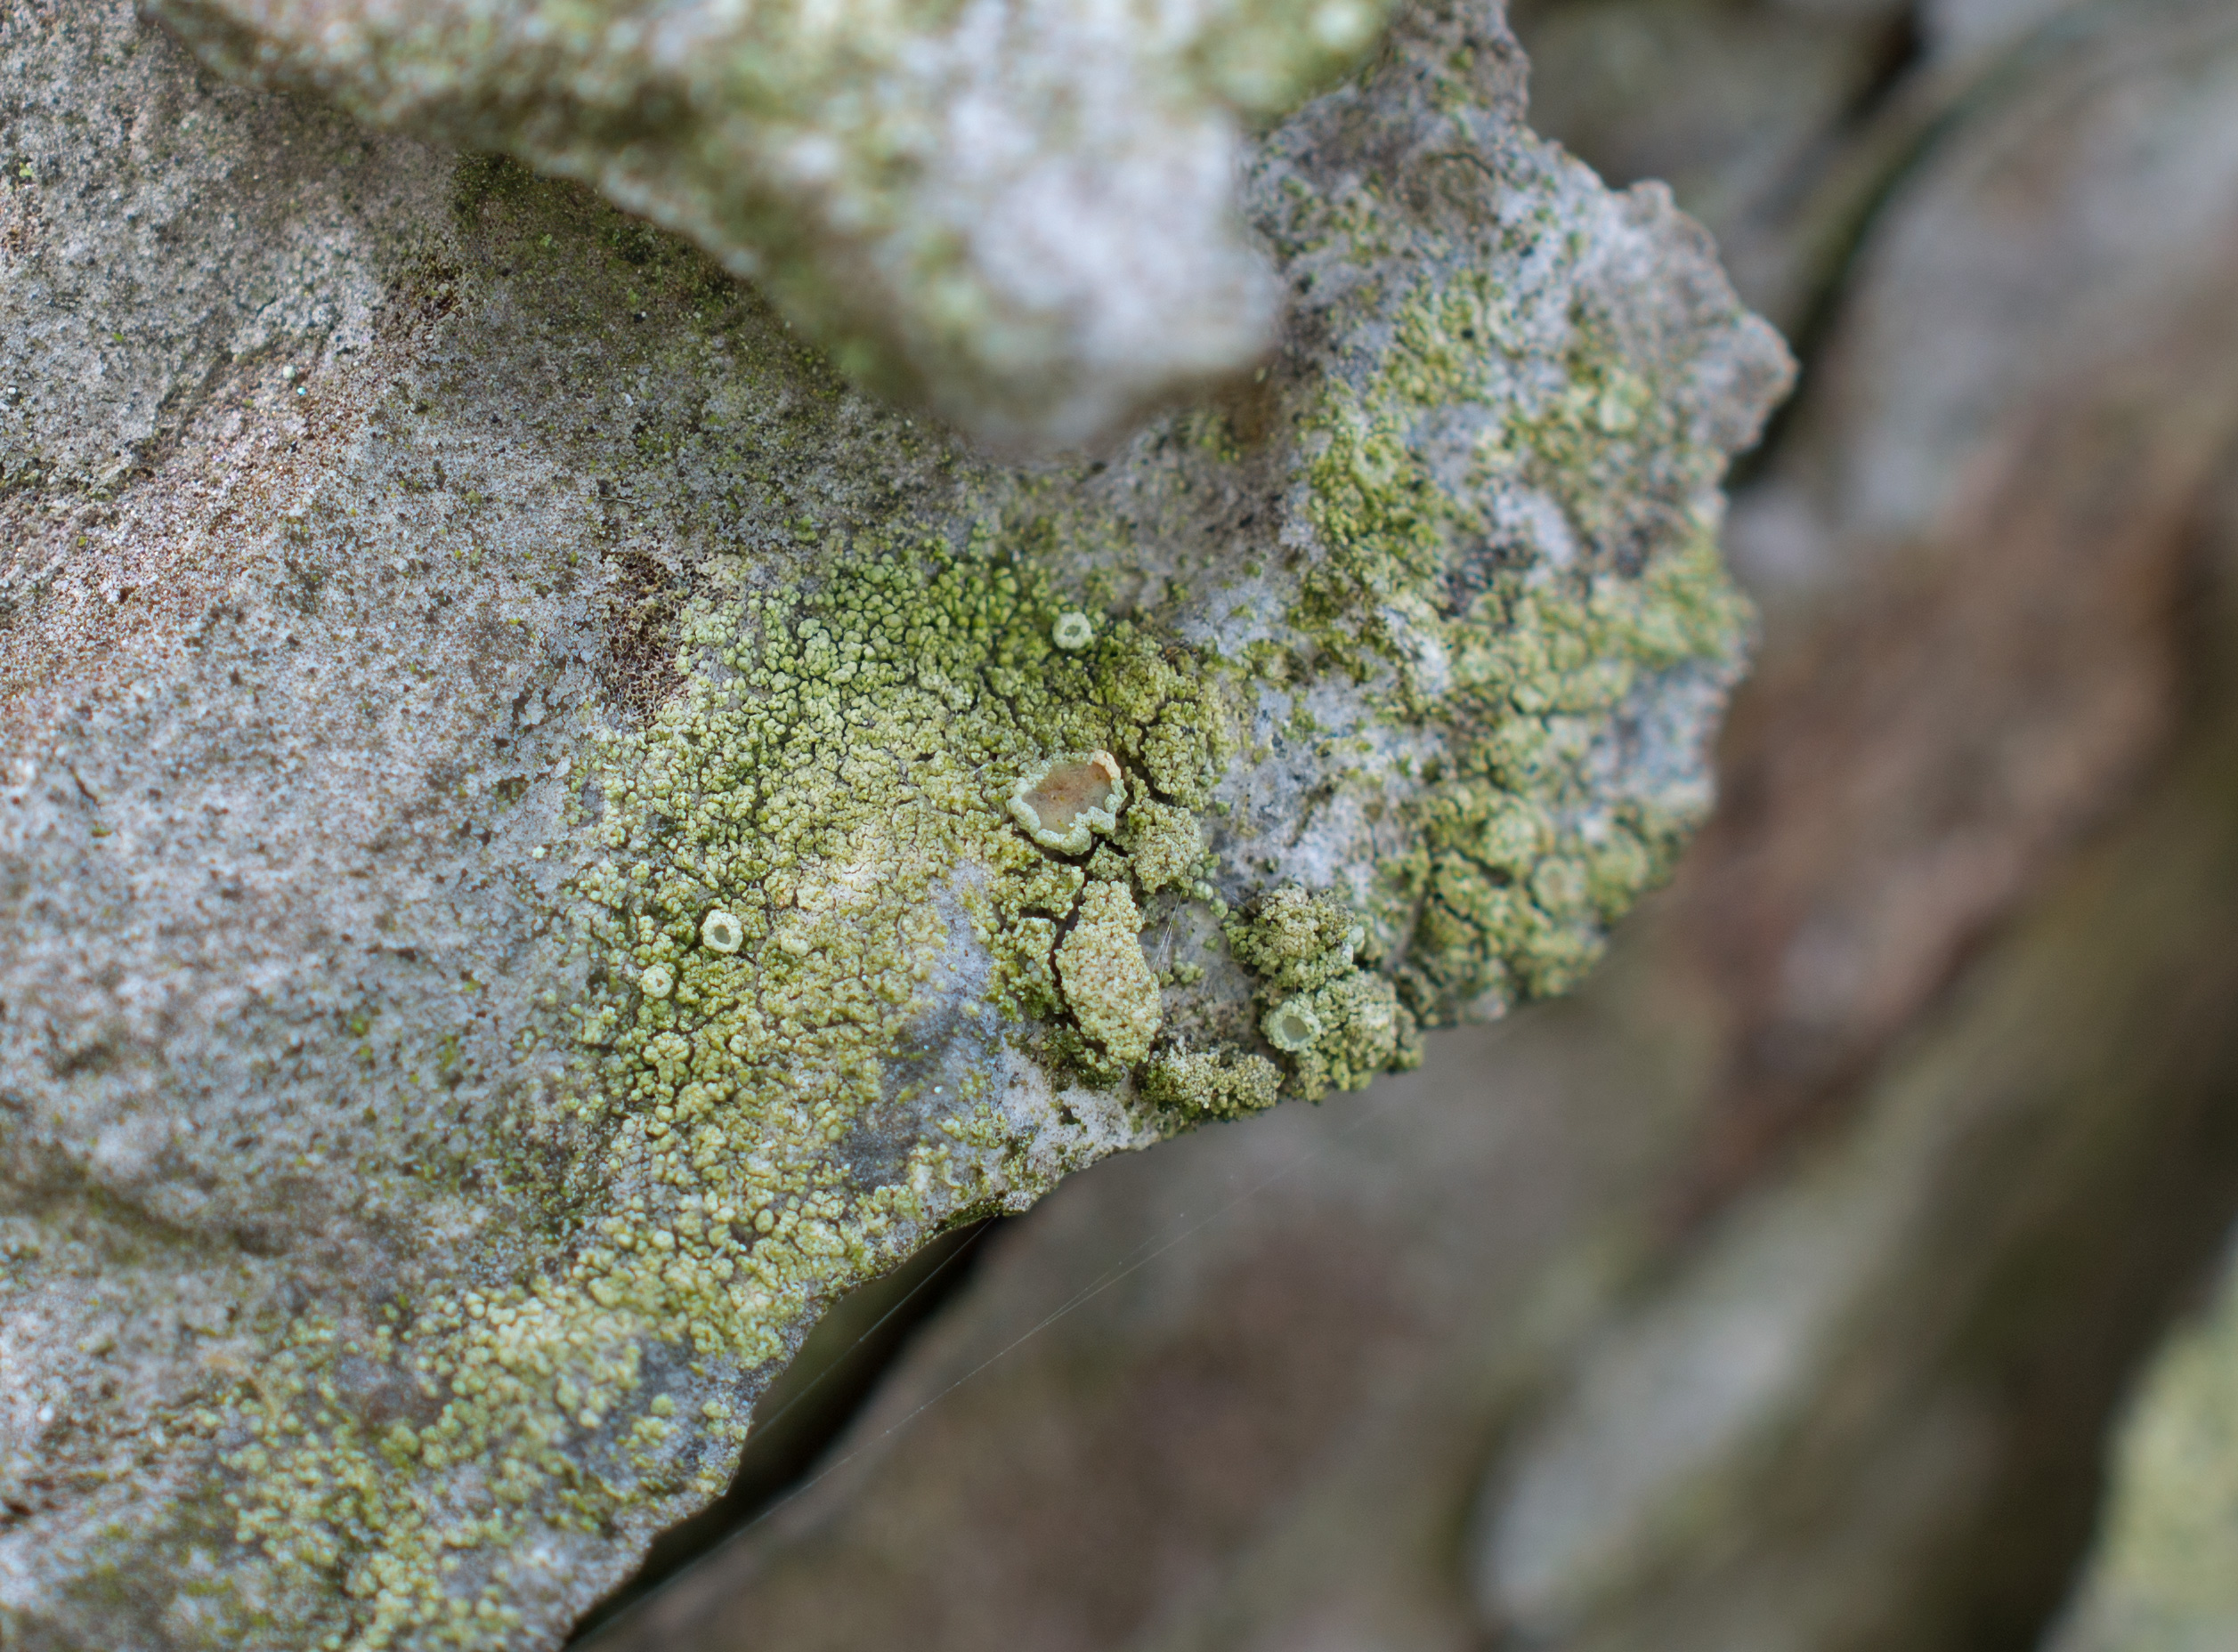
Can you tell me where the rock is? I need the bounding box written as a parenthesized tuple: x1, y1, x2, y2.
(565, 4, 2238, 1651)
(2047, 1234, 2238, 1652)
(143, 0, 1395, 451)
(0, 0, 1783, 1645)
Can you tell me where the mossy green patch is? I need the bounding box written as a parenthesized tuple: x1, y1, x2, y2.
(1116, 798, 1210, 895)
(206, 529, 1251, 1647)
(2056, 1251, 2238, 1651)
(1056, 881, 1164, 1065)
(1141, 1047, 1284, 1121)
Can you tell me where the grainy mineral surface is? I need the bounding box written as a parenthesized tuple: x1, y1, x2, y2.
(143, 0, 1397, 449)
(0, 0, 1786, 1644)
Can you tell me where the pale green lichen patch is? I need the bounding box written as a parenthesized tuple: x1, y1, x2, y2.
(2054, 1246, 2238, 1652)
(1055, 880, 1164, 1065)
(1227, 886, 1420, 1100)
(1229, 885, 1364, 990)
(1115, 797, 1209, 895)
(166, 45, 1775, 1639)
(1395, 529, 1748, 1016)
(1010, 750, 1126, 855)
(197, 537, 1246, 1647)
(1141, 1047, 1283, 1121)
(1285, 214, 1756, 1024)
(187, 275, 1754, 1642)
(1279, 970, 1411, 1098)
(1264, 996, 1325, 1051)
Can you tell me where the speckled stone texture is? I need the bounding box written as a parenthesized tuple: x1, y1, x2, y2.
(142, 0, 1394, 451)
(0, 0, 1783, 1645)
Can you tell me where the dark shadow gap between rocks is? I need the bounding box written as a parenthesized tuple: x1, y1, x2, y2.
(564, 1218, 1005, 1644)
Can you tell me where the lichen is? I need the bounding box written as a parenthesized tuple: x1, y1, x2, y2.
(1141, 1047, 1283, 1121)
(1056, 880, 1164, 1065)
(1228, 886, 1365, 992)
(1264, 995, 1326, 1051)
(2054, 1248, 2238, 1651)
(1115, 798, 1209, 895)
(699, 910, 744, 954)
(1228, 887, 1420, 1099)
(185, 280, 1756, 1649)
(1284, 225, 1756, 1024)
(1010, 750, 1126, 856)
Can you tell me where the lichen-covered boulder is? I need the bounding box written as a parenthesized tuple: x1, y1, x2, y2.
(0, 0, 1787, 1644)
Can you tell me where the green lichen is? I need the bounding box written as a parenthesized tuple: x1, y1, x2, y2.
(1228, 885, 1365, 991)
(1264, 996, 1325, 1051)
(2056, 1251, 2238, 1651)
(1115, 798, 1209, 895)
(1228, 886, 1422, 1100)
(1056, 881, 1164, 1065)
(698, 909, 745, 954)
(176, 85, 1768, 1640)
(1010, 750, 1126, 855)
(1141, 1047, 1284, 1121)
(199, 525, 1257, 1646)
(1396, 526, 1747, 1016)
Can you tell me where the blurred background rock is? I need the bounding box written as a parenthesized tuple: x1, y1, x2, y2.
(576, 3, 2238, 1648)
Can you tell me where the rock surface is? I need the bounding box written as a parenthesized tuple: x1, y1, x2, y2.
(570, 4, 2238, 1650)
(0, 0, 1783, 1646)
(144, 0, 1392, 450)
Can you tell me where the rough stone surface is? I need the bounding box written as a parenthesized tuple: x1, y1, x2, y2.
(0, 0, 1783, 1646)
(142, 0, 1395, 451)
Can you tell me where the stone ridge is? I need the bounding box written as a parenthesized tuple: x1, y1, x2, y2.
(142, 0, 1396, 452)
(0, 0, 1788, 1645)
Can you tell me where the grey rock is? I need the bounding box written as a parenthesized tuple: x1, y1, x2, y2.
(142, 0, 1392, 451)
(571, 6, 2238, 1652)
(0, 0, 1782, 1645)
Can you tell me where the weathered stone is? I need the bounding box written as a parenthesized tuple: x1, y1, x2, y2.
(0, 0, 1783, 1644)
(142, 0, 1395, 451)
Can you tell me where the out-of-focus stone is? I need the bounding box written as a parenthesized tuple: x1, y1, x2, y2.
(0, 0, 1784, 1645)
(2047, 1233, 2238, 1652)
(142, 0, 1395, 451)
(1507, 0, 1915, 331)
